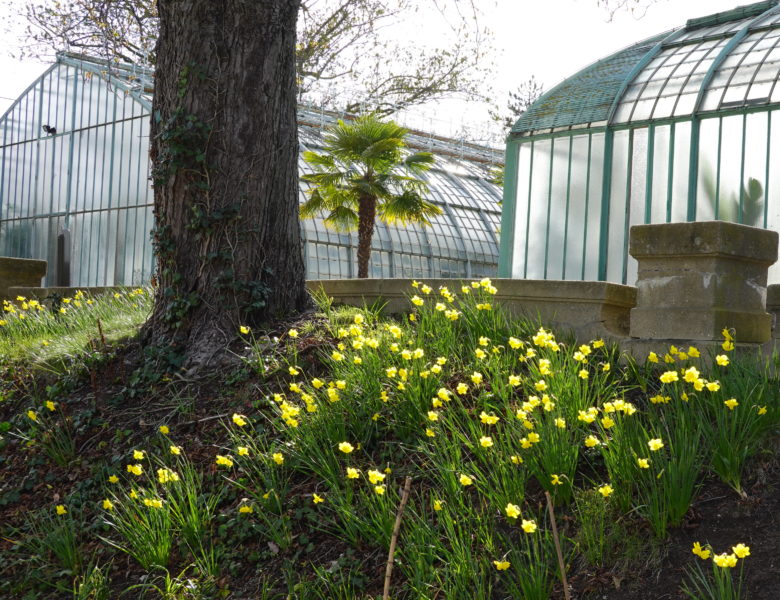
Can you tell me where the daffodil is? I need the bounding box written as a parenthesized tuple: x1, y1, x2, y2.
(648, 438, 664, 452)
(459, 474, 473, 486)
(598, 484, 614, 498)
(479, 436, 493, 448)
(505, 503, 521, 519)
(493, 560, 511, 571)
(232, 413, 247, 427)
(480, 411, 499, 425)
(127, 463, 143, 476)
(239, 504, 253, 514)
(521, 519, 537, 533)
(313, 494, 325, 504)
(692, 541, 710, 560)
(713, 553, 738, 568)
(338, 441, 354, 454)
(102, 499, 114, 510)
(56, 505, 67, 515)
(272, 452, 284, 465)
(584, 435, 600, 448)
(215, 455, 234, 468)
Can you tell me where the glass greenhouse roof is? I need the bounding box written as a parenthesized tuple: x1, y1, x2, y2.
(512, 0, 780, 135)
(0, 53, 503, 286)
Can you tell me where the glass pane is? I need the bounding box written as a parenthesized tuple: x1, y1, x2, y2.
(768, 111, 780, 283)
(525, 139, 551, 279)
(511, 143, 532, 278)
(742, 111, 768, 227)
(545, 137, 571, 280)
(626, 128, 649, 285)
(606, 130, 630, 283)
(563, 135, 589, 280)
(651, 125, 670, 223)
(584, 133, 605, 281)
(717, 115, 744, 222)
(671, 121, 691, 223)
(696, 117, 720, 221)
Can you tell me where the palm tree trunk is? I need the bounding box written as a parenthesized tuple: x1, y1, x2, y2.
(357, 195, 376, 278)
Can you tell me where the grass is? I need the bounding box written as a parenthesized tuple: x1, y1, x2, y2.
(0, 280, 778, 599)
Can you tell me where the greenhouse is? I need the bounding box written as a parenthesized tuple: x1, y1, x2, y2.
(500, 0, 780, 285)
(0, 53, 502, 287)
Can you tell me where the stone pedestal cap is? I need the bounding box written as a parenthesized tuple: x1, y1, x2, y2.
(629, 221, 778, 343)
(630, 220, 778, 264)
(0, 257, 47, 300)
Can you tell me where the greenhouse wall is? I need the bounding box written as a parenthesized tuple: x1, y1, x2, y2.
(0, 54, 503, 288)
(500, 0, 780, 285)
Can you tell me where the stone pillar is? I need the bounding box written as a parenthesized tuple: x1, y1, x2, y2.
(629, 221, 778, 343)
(0, 257, 47, 300)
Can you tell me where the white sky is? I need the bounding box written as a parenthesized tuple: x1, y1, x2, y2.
(0, 0, 752, 137)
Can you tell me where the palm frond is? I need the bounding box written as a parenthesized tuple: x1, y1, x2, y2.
(378, 190, 442, 226)
(299, 188, 327, 220)
(403, 152, 435, 172)
(323, 205, 360, 232)
(303, 150, 337, 170)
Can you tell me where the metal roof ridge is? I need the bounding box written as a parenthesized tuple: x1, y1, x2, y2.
(685, 0, 778, 30)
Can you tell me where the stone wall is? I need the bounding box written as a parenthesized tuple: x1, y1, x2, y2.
(308, 278, 636, 341)
(3, 220, 778, 354)
(0, 257, 46, 301)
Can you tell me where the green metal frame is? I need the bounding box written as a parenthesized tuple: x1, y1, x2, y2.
(687, 4, 780, 219)
(497, 138, 519, 276)
(503, 1, 780, 284)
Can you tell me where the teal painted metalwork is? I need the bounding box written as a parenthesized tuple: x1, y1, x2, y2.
(765, 112, 772, 228)
(666, 123, 676, 223)
(1, 54, 504, 286)
(645, 125, 655, 223)
(543, 136, 555, 278)
(687, 119, 700, 221)
(739, 113, 748, 223)
(605, 29, 689, 125)
(497, 139, 519, 277)
(686, 3, 780, 216)
(561, 136, 574, 279)
(597, 130, 614, 281)
(621, 130, 634, 283)
(523, 142, 535, 279)
(580, 134, 593, 280)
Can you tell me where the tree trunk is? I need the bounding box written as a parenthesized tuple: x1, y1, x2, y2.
(146, 0, 308, 369)
(356, 195, 376, 278)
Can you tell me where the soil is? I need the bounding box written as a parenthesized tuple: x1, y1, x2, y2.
(576, 444, 780, 600)
(2, 339, 779, 599)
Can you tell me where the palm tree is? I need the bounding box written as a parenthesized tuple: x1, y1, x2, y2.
(300, 114, 441, 278)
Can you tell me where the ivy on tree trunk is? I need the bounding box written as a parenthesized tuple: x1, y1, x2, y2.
(146, 0, 308, 368)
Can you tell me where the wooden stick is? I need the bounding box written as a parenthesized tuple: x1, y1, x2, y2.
(383, 476, 412, 600)
(545, 491, 571, 600)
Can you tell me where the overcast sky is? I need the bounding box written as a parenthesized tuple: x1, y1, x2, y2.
(0, 0, 751, 138)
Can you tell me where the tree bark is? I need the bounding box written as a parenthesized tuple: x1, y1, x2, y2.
(356, 195, 376, 278)
(146, 0, 308, 369)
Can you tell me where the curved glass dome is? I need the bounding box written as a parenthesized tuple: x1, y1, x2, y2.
(0, 53, 502, 287)
(501, 0, 780, 284)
